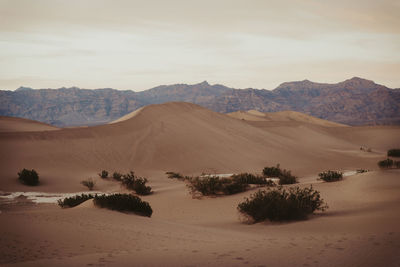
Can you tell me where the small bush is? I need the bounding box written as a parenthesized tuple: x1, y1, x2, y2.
(262, 164, 297, 185)
(262, 164, 282, 177)
(378, 158, 394, 169)
(112, 172, 123, 181)
(387, 149, 400, 157)
(356, 169, 368, 173)
(81, 178, 95, 190)
(58, 194, 94, 208)
(278, 170, 297, 185)
(396, 161, 400, 169)
(318, 170, 343, 182)
(18, 169, 39, 186)
(99, 170, 108, 178)
(237, 186, 327, 223)
(93, 193, 152, 217)
(166, 171, 184, 179)
(187, 176, 248, 196)
(231, 173, 273, 185)
(121, 171, 152, 195)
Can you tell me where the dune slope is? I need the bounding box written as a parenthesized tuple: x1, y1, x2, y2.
(0, 102, 399, 192)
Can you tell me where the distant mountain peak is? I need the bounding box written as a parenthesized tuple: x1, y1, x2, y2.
(16, 86, 33, 91)
(197, 81, 210, 86)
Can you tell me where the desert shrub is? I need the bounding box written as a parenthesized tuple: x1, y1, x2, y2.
(262, 164, 297, 185)
(278, 170, 298, 185)
(237, 186, 327, 223)
(262, 164, 282, 177)
(81, 178, 95, 190)
(58, 194, 94, 208)
(356, 169, 368, 173)
(93, 193, 152, 217)
(166, 171, 184, 179)
(231, 173, 273, 185)
(17, 169, 39, 186)
(112, 172, 123, 181)
(121, 171, 152, 195)
(318, 170, 343, 182)
(187, 176, 248, 196)
(387, 149, 400, 157)
(99, 170, 108, 178)
(378, 158, 394, 169)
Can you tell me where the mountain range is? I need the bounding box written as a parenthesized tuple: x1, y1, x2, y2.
(0, 77, 399, 126)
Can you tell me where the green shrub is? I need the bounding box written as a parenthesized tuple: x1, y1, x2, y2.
(17, 169, 39, 186)
(237, 186, 327, 223)
(98, 170, 108, 178)
(262, 164, 297, 185)
(121, 171, 152, 195)
(187, 176, 248, 196)
(387, 149, 400, 157)
(93, 193, 152, 217)
(231, 173, 273, 185)
(396, 161, 400, 169)
(81, 178, 95, 190)
(112, 172, 123, 181)
(318, 170, 343, 182)
(378, 158, 394, 169)
(262, 164, 282, 177)
(166, 171, 184, 179)
(278, 170, 297, 185)
(58, 194, 94, 208)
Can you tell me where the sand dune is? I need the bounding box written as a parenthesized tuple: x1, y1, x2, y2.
(0, 116, 59, 132)
(228, 110, 347, 127)
(1, 102, 400, 266)
(1, 102, 399, 192)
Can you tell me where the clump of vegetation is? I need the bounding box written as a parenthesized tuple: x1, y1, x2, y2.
(18, 169, 39, 186)
(387, 149, 400, 157)
(356, 169, 369, 173)
(81, 178, 95, 190)
(112, 171, 123, 181)
(187, 176, 248, 196)
(231, 173, 273, 185)
(262, 164, 282, 177)
(58, 194, 94, 208)
(262, 164, 297, 185)
(98, 170, 109, 178)
(318, 170, 343, 182)
(93, 193, 152, 217)
(166, 171, 184, 179)
(121, 171, 152, 195)
(378, 158, 394, 169)
(187, 173, 275, 197)
(237, 186, 327, 223)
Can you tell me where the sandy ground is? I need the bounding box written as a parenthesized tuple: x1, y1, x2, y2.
(1, 102, 400, 266)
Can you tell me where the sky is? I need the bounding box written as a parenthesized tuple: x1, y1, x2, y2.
(0, 0, 399, 91)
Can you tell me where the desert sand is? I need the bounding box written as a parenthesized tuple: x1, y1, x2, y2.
(1, 102, 400, 266)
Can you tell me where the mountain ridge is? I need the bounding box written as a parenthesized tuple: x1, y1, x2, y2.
(1, 77, 399, 126)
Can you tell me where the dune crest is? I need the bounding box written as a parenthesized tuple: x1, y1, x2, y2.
(0, 116, 59, 132)
(228, 110, 347, 127)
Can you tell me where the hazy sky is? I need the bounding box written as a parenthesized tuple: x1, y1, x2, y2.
(1, 0, 399, 91)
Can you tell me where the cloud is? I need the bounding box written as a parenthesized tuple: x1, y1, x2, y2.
(0, 0, 399, 90)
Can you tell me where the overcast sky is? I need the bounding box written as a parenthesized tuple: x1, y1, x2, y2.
(1, 0, 399, 91)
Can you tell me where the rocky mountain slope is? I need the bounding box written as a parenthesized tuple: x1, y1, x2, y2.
(0, 77, 399, 126)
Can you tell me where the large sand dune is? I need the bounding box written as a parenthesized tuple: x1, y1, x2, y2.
(2, 102, 398, 191)
(1, 102, 400, 266)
